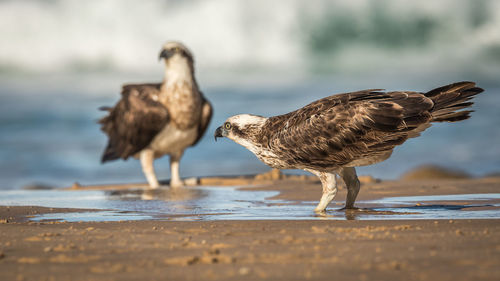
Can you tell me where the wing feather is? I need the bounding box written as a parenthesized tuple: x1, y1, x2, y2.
(99, 83, 169, 162)
(191, 92, 213, 146)
(265, 90, 434, 169)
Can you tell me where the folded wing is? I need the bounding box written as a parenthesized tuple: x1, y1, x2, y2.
(99, 84, 169, 162)
(191, 93, 213, 146)
(266, 89, 437, 169)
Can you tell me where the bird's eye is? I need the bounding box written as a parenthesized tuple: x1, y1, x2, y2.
(173, 47, 180, 52)
(224, 122, 232, 130)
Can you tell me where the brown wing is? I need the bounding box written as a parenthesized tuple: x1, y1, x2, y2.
(99, 83, 169, 162)
(264, 89, 434, 169)
(191, 92, 213, 146)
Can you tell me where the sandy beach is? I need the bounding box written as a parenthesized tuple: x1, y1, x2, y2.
(1, 170, 499, 281)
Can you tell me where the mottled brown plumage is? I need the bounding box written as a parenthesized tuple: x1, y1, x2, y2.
(99, 42, 212, 188)
(99, 83, 212, 162)
(99, 83, 168, 162)
(215, 81, 483, 212)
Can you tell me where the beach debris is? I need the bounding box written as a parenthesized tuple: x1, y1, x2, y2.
(184, 177, 199, 186)
(401, 165, 470, 180)
(255, 169, 283, 180)
(358, 175, 380, 184)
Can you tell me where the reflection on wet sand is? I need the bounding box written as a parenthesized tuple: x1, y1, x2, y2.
(0, 188, 499, 222)
(104, 188, 210, 214)
(107, 188, 207, 202)
(314, 208, 420, 221)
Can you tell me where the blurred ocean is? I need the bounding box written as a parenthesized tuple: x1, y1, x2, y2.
(0, 0, 499, 189)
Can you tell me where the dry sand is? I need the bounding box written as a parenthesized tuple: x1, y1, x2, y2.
(1, 169, 499, 281)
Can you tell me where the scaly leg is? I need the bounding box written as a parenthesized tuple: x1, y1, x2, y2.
(169, 152, 183, 188)
(140, 149, 159, 189)
(339, 167, 360, 209)
(307, 169, 338, 213)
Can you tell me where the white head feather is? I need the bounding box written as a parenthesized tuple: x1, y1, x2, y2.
(161, 41, 194, 84)
(226, 114, 266, 128)
(223, 114, 267, 154)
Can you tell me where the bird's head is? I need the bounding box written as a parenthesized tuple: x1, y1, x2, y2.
(159, 41, 194, 65)
(214, 114, 267, 148)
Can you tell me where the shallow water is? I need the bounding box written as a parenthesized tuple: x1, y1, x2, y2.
(0, 187, 499, 222)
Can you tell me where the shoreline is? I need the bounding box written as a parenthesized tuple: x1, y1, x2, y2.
(1, 172, 499, 280)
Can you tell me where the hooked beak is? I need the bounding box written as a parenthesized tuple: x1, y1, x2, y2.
(158, 49, 172, 61)
(214, 126, 225, 142)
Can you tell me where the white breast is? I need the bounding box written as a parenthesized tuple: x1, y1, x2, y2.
(149, 124, 198, 156)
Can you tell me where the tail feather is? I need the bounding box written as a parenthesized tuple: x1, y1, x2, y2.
(432, 110, 474, 122)
(425, 81, 475, 98)
(426, 81, 483, 123)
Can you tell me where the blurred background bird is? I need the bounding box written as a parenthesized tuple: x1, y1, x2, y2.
(99, 42, 212, 188)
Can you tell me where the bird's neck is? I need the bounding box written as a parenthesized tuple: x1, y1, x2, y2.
(158, 57, 198, 105)
(158, 57, 201, 129)
(161, 57, 195, 90)
(231, 121, 282, 166)
(230, 118, 268, 152)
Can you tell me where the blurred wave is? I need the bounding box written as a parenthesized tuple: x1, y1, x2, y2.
(0, 0, 499, 78)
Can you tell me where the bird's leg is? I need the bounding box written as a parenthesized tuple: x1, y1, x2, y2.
(140, 149, 160, 189)
(339, 167, 360, 209)
(312, 171, 338, 213)
(169, 152, 183, 188)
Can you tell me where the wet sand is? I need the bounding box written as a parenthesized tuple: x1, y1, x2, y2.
(1, 172, 500, 280)
(1, 218, 499, 281)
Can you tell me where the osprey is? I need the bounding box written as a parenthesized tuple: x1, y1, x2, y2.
(99, 42, 212, 188)
(214, 82, 483, 212)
